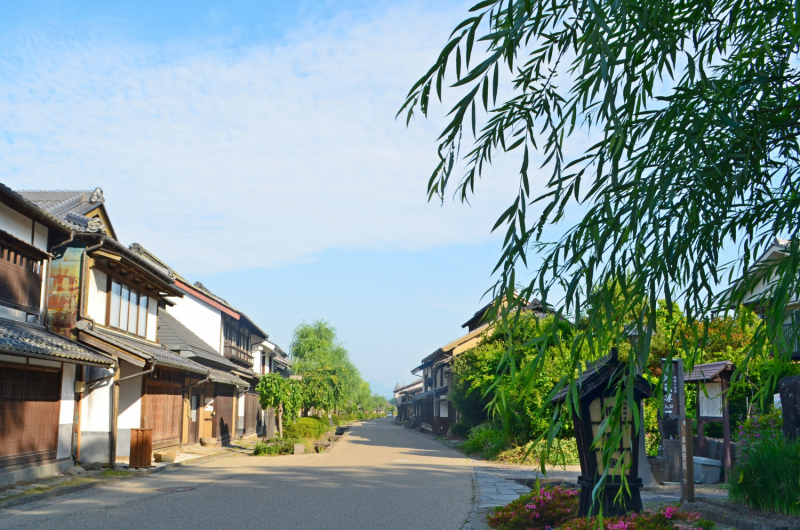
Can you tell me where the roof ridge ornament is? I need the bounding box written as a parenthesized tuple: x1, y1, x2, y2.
(89, 187, 104, 204)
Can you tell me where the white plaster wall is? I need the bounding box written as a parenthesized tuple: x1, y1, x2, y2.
(81, 366, 114, 432)
(238, 391, 246, 416)
(33, 222, 48, 251)
(57, 363, 76, 459)
(146, 299, 158, 341)
(0, 201, 33, 243)
(117, 361, 142, 430)
(87, 268, 108, 323)
(166, 292, 223, 353)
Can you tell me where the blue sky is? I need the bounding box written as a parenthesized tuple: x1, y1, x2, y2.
(0, 0, 544, 398)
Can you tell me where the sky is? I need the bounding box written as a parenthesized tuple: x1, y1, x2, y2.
(0, 0, 551, 398)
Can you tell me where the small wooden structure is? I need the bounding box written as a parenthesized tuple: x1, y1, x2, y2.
(684, 361, 735, 470)
(129, 428, 153, 468)
(552, 348, 652, 516)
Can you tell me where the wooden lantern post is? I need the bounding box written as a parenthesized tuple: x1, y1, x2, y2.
(552, 348, 653, 516)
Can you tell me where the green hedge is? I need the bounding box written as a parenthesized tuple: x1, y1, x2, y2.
(284, 417, 330, 440)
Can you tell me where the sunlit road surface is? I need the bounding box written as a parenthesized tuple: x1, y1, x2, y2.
(0, 418, 473, 530)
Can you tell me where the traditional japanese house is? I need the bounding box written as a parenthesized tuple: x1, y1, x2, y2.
(0, 184, 114, 484)
(393, 379, 423, 425)
(157, 311, 248, 445)
(19, 188, 211, 465)
(127, 244, 268, 444)
(737, 238, 800, 360)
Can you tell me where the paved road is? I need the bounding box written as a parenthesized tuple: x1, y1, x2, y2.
(0, 419, 473, 530)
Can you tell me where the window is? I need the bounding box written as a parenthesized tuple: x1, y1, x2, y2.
(107, 279, 149, 338)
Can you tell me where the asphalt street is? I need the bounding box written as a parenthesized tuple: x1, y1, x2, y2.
(0, 419, 473, 530)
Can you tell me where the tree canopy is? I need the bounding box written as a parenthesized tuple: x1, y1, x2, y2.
(290, 320, 384, 413)
(402, 0, 799, 497)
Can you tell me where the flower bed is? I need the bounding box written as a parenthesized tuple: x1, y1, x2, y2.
(487, 486, 715, 530)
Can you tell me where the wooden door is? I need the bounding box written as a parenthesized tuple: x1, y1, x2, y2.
(0, 363, 61, 468)
(143, 382, 182, 446)
(244, 392, 259, 436)
(214, 385, 234, 444)
(188, 393, 199, 445)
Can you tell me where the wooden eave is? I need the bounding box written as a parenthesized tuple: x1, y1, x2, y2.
(77, 331, 149, 368)
(89, 250, 183, 299)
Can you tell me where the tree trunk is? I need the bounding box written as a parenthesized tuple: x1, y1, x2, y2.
(278, 404, 284, 439)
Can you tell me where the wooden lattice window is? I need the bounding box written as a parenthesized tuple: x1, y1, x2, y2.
(0, 362, 61, 468)
(107, 278, 149, 338)
(0, 234, 45, 316)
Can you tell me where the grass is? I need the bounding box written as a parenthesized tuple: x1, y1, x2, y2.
(728, 437, 800, 516)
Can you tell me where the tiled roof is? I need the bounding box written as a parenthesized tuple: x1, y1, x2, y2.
(108, 331, 209, 375)
(208, 367, 248, 387)
(0, 319, 112, 365)
(82, 327, 208, 374)
(0, 183, 73, 234)
(17, 189, 112, 234)
(157, 312, 240, 371)
(394, 379, 423, 392)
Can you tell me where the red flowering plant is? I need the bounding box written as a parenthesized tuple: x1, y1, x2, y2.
(487, 485, 580, 530)
(556, 505, 714, 530)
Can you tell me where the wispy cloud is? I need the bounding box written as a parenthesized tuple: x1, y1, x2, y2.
(0, 2, 532, 275)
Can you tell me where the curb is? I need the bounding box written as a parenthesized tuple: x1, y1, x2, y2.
(0, 450, 232, 511)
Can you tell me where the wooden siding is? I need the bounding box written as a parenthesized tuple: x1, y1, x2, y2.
(244, 392, 259, 436)
(214, 385, 234, 443)
(0, 363, 61, 468)
(143, 381, 182, 446)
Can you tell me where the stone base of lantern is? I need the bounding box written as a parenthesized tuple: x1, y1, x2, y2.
(577, 476, 643, 517)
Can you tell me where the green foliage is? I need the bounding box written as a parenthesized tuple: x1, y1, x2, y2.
(403, 0, 800, 504)
(284, 417, 330, 440)
(253, 437, 304, 456)
(449, 419, 472, 438)
(450, 314, 575, 445)
(461, 423, 509, 460)
(495, 438, 580, 467)
(255, 373, 303, 422)
(729, 438, 800, 515)
(729, 412, 800, 515)
(487, 485, 579, 530)
(556, 506, 715, 530)
(290, 320, 385, 414)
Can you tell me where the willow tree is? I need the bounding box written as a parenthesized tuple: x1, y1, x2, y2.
(401, 0, 800, 496)
(290, 320, 370, 413)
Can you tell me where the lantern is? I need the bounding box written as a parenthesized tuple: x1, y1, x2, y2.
(552, 348, 652, 516)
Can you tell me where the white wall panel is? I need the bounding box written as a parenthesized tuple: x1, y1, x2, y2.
(166, 292, 223, 353)
(87, 268, 108, 323)
(0, 201, 33, 243)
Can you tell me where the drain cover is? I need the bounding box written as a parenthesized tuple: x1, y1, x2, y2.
(157, 487, 195, 492)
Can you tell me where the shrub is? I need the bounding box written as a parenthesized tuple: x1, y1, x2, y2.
(450, 419, 472, 438)
(462, 423, 508, 459)
(729, 434, 800, 515)
(487, 485, 579, 530)
(496, 438, 580, 466)
(284, 417, 329, 440)
(253, 437, 305, 456)
(556, 506, 714, 530)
